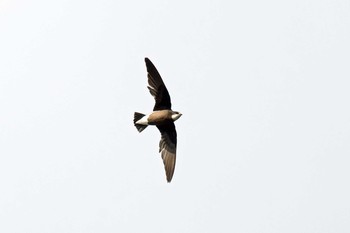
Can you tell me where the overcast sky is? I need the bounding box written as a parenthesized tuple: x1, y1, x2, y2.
(1, 0, 350, 232)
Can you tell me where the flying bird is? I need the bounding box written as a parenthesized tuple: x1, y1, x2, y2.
(134, 58, 182, 182)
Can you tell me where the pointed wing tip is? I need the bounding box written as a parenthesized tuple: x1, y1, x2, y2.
(166, 173, 173, 183)
(166, 173, 174, 183)
(144, 57, 153, 69)
(163, 153, 176, 183)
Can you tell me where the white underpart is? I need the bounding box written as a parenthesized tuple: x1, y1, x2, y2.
(136, 114, 150, 125)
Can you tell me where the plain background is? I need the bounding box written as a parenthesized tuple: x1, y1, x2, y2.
(1, 0, 349, 232)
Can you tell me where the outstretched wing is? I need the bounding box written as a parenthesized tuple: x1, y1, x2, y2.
(145, 57, 172, 111)
(157, 122, 177, 182)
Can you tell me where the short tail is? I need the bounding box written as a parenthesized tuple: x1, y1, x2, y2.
(134, 112, 148, 132)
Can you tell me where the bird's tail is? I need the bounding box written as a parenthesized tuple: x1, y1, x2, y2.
(134, 112, 148, 132)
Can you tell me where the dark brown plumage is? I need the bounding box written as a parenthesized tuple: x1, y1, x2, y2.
(133, 58, 182, 182)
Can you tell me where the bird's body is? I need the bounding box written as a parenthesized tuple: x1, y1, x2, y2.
(136, 110, 181, 126)
(133, 58, 182, 182)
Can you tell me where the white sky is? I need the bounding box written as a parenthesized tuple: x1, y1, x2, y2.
(1, 0, 350, 232)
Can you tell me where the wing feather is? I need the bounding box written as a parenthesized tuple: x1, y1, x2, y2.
(145, 58, 172, 111)
(157, 122, 177, 182)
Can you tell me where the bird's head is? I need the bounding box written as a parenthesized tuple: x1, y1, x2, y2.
(171, 111, 182, 121)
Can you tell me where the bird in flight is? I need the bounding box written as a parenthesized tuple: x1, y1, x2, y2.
(134, 58, 182, 182)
